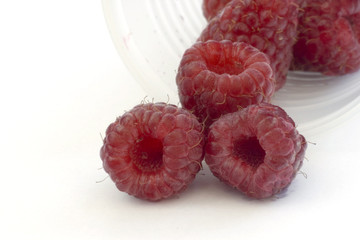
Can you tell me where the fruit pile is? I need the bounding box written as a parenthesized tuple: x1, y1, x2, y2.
(203, 0, 360, 76)
(100, 0, 360, 201)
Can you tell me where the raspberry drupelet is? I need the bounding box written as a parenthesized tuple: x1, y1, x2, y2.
(202, 0, 232, 21)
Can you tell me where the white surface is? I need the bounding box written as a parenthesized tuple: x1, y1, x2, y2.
(0, 1, 359, 239)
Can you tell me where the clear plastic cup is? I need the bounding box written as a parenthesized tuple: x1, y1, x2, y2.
(102, 0, 360, 137)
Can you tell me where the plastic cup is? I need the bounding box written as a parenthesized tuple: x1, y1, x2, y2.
(102, 0, 360, 137)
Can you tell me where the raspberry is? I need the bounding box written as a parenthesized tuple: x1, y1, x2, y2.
(176, 40, 275, 132)
(202, 0, 232, 21)
(198, 0, 300, 90)
(203, 0, 306, 21)
(205, 103, 307, 199)
(100, 102, 205, 201)
(292, 0, 360, 75)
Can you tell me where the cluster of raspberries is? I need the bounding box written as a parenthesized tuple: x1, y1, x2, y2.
(100, 0, 360, 201)
(202, 0, 360, 76)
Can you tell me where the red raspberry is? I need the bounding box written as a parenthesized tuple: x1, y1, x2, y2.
(292, 0, 360, 75)
(176, 40, 275, 132)
(100, 102, 205, 201)
(203, 0, 306, 21)
(205, 103, 307, 199)
(198, 0, 300, 90)
(202, 0, 232, 21)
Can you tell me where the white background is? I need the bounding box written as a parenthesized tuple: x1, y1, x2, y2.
(1, 1, 360, 239)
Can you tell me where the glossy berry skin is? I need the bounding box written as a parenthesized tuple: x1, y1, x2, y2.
(205, 103, 307, 199)
(100, 103, 205, 201)
(199, 0, 300, 90)
(176, 40, 275, 132)
(292, 0, 360, 75)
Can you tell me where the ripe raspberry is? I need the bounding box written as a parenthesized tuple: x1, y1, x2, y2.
(100, 102, 205, 201)
(203, 0, 306, 21)
(292, 0, 360, 75)
(202, 0, 232, 21)
(205, 103, 307, 199)
(198, 0, 300, 90)
(176, 40, 275, 132)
